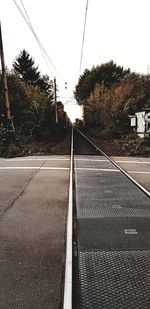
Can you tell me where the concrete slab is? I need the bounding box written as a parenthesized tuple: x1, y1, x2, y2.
(0, 156, 70, 309)
(111, 156, 150, 192)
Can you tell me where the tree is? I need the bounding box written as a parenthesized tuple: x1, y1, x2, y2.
(13, 49, 40, 86)
(36, 74, 54, 99)
(74, 60, 130, 104)
(83, 72, 150, 136)
(122, 73, 150, 114)
(83, 83, 106, 128)
(13, 50, 54, 98)
(57, 101, 67, 129)
(0, 70, 55, 136)
(101, 74, 149, 135)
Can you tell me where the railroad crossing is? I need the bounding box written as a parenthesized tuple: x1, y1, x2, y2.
(73, 129, 150, 309)
(0, 130, 150, 308)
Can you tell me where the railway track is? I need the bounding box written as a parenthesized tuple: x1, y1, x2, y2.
(64, 128, 150, 309)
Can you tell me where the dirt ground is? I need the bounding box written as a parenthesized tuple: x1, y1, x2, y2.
(31, 133, 149, 158)
(30, 132, 71, 155)
(89, 137, 129, 156)
(32, 132, 127, 158)
(2, 129, 149, 158)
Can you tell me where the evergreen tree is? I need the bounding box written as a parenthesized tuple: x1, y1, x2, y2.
(36, 74, 54, 99)
(13, 49, 40, 86)
(13, 50, 53, 98)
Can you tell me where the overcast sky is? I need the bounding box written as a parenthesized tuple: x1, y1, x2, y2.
(1, 0, 150, 121)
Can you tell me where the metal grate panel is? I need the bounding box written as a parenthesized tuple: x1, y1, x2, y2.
(79, 250, 150, 309)
(77, 204, 150, 218)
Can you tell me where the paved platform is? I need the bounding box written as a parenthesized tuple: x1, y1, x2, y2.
(111, 157, 150, 192)
(0, 156, 70, 309)
(74, 155, 150, 309)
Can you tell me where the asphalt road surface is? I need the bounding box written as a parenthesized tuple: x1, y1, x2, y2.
(0, 156, 70, 309)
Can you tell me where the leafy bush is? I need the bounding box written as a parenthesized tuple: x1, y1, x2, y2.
(122, 136, 150, 156)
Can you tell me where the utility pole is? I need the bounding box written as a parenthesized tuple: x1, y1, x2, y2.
(54, 77, 58, 124)
(0, 22, 15, 133)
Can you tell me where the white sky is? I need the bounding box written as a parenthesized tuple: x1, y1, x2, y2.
(1, 0, 150, 121)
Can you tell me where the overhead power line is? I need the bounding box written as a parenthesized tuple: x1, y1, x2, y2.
(13, 0, 61, 78)
(63, 96, 75, 105)
(20, 0, 51, 71)
(79, 0, 89, 74)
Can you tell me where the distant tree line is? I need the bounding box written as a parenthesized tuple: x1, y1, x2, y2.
(74, 61, 150, 137)
(0, 49, 69, 141)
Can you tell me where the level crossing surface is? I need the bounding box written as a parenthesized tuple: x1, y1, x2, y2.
(73, 130, 150, 309)
(111, 156, 150, 192)
(0, 155, 70, 309)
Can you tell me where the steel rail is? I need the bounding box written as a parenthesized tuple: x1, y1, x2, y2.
(75, 128, 150, 198)
(63, 127, 73, 309)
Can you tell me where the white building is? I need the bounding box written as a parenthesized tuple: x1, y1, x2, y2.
(129, 109, 150, 138)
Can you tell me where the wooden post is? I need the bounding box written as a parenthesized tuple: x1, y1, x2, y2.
(0, 22, 15, 133)
(54, 77, 58, 124)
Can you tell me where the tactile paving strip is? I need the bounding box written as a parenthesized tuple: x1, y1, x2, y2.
(79, 250, 150, 309)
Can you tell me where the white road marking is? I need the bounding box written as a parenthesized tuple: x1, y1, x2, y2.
(75, 159, 108, 162)
(41, 167, 69, 170)
(128, 171, 150, 175)
(5, 158, 70, 161)
(116, 160, 150, 164)
(124, 229, 138, 235)
(0, 167, 69, 170)
(105, 190, 112, 193)
(0, 167, 40, 169)
(75, 168, 120, 172)
(112, 205, 123, 209)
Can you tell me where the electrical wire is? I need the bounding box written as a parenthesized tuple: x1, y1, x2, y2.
(13, 0, 61, 78)
(20, 0, 48, 64)
(13, 0, 50, 70)
(63, 96, 75, 105)
(20, 0, 60, 76)
(79, 0, 89, 74)
(13, 0, 86, 102)
(21, 0, 52, 73)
